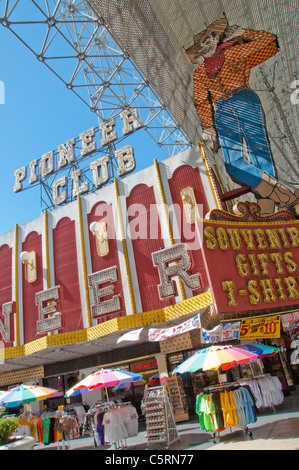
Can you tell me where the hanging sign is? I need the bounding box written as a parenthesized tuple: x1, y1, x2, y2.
(239, 314, 281, 339)
(131, 360, 158, 373)
(200, 218, 299, 315)
(200, 324, 221, 344)
(117, 327, 144, 343)
(221, 321, 240, 341)
(281, 312, 299, 332)
(290, 340, 299, 365)
(148, 314, 201, 342)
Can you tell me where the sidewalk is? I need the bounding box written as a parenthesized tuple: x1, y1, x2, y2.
(35, 389, 299, 451)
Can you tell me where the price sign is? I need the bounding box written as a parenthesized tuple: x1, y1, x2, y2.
(239, 315, 280, 339)
(221, 321, 240, 341)
(201, 324, 221, 344)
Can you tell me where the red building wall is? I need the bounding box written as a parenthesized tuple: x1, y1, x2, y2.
(53, 218, 83, 332)
(168, 165, 210, 294)
(0, 160, 215, 346)
(22, 231, 44, 344)
(0, 245, 13, 346)
(88, 201, 126, 323)
(126, 184, 168, 311)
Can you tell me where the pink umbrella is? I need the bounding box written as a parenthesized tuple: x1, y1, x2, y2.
(65, 369, 142, 398)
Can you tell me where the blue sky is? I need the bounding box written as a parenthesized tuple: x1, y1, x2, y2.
(0, 18, 170, 236)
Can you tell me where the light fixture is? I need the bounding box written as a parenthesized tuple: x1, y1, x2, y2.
(20, 251, 37, 283)
(181, 187, 200, 223)
(89, 221, 109, 257)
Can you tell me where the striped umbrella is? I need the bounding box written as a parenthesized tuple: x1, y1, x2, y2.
(238, 343, 279, 358)
(65, 369, 142, 398)
(0, 385, 58, 408)
(173, 345, 259, 373)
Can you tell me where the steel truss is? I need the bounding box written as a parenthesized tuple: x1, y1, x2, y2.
(0, 0, 192, 211)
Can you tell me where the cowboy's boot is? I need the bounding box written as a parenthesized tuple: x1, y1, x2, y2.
(257, 198, 275, 216)
(254, 173, 299, 216)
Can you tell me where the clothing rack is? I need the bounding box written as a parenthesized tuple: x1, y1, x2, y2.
(107, 402, 132, 449)
(203, 381, 241, 392)
(87, 400, 138, 450)
(198, 382, 255, 444)
(237, 374, 284, 412)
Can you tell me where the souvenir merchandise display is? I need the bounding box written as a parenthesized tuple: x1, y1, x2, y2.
(83, 401, 138, 449)
(53, 414, 81, 448)
(13, 409, 81, 448)
(239, 375, 284, 410)
(12, 412, 48, 442)
(70, 404, 87, 427)
(166, 374, 189, 422)
(196, 383, 257, 443)
(142, 386, 180, 449)
(230, 359, 285, 410)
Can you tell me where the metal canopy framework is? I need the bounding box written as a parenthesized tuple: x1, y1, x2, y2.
(0, 0, 192, 211)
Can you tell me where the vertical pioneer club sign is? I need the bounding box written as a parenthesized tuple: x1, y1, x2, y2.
(199, 204, 299, 314)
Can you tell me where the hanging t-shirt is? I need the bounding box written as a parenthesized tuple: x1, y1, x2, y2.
(42, 418, 51, 445)
(102, 408, 129, 443)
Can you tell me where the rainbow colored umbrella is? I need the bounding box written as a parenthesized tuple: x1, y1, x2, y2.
(238, 343, 279, 358)
(0, 385, 58, 408)
(173, 345, 259, 374)
(65, 369, 142, 397)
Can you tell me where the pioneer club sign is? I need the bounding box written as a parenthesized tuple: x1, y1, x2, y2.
(201, 219, 299, 314)
(13, 110, 141, 205)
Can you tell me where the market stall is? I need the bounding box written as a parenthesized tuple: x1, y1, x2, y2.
(0, 384, 59, 447)
(65, 368, 142, 449)
(173, 344, 281, 443)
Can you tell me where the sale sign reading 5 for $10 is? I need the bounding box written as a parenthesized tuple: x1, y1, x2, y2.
(239, 314, 281, 339)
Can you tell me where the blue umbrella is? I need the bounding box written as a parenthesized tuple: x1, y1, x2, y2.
(112, 383, 131, 392)
(238, 343, 279, 358)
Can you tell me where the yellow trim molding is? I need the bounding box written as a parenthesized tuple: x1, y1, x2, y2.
(77, 195, 92, 328)
(198, 140, 222, 210)
(114, 177, 137, 316)
(14, 224, 20, 347)
(0, 290, 212, 361)
(44, 210, 51, 289)
(154, 159, 187, 301)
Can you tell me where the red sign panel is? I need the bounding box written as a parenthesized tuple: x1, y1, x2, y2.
(131, 360, 158, 373)
(200, 219, 299, 314)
